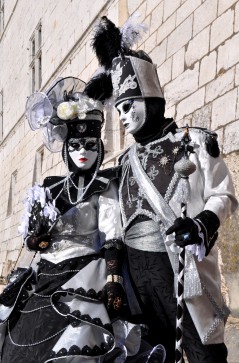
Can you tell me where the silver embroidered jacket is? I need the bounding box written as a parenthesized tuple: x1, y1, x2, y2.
(119, 129, 238, 345)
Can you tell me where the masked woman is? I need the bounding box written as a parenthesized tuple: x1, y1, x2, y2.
(0, 77, 130, 363)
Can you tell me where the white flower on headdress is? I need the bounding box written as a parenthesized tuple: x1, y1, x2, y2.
(57, 101, 78, 120)
(77, 94, 103, 119)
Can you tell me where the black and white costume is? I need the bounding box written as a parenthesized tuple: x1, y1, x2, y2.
(0, 77, 141, 363)
(90, 16, 238, 363)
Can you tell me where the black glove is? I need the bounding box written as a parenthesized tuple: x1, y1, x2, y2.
(166, 210, 220, 254)
(103, 281, 126, 313)
(26, 233, 52, 251)
(103, 240, 127, 316)
(166, 217, 203, 247)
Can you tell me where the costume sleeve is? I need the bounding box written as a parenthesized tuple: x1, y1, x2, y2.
(18, 183, 59, 251)
(189, 131, 238, 225)
(98, 180, 123, 246)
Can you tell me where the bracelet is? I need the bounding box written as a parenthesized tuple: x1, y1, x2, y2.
(107, 274, 123, 285)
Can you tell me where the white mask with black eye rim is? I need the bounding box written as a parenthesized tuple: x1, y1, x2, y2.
(116, 99, 146, 135)
(68, 137, 98, 170)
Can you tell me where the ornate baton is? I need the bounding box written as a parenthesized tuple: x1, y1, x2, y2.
(173, 125, 196, 363)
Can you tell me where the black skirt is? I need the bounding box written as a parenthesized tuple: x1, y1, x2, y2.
(1, 254, 114, 363)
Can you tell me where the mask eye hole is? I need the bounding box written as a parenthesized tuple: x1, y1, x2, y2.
(85, 141, 98, 151)
(68, 142, 80, 151)
(122, 100, 134, 114)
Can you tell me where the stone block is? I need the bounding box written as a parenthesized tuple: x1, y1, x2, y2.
(176, 87, 205, 120)
(215, 128, 223, 152)
(185, 26, 210, 67)
(193, 0, 217, 36)
(218, 0, 238, 16)
(235, 1, 239, 33)
(146, 0, 161, 16)
(199, 51, 217, 87)
(127, 0, 144, 15)
(163, 0, 181, 21)
(172, 47, 185, 79)
(164, 62, 199, 107)
(176, 0, 201, 26)
(192, 103, 212, 129)
(235, 64, 239, 86)
(176, 115, 192, 128)
(150, 2, 164, 34)
(157, 57, 172, 87)
(217, 33, 239, 72)
(167, 15, 193, 58)
(206, 67, 235, 103)
(236, 87, 239, 120)
(144, 31, 157, 54)
(107, 1, 119, 23)
(149, 39, 167, 67)
(211, 89, 237, 129)
(164, 105, 176, 119)
(210, 9, 234, 51)
(136, 1, 147, 23)
(223, 120, 239, 154)
(157, 12, 176, 44)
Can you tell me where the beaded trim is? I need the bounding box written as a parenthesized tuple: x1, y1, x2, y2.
(38, 269, 80, 277)
(201, 281, 230, 344)
(0, 270, 34, 324)
(164, 172, 180, 204)
(33, 292, 52, 298)
(8, 320, 67, 347)
(19, 304, 52, 314)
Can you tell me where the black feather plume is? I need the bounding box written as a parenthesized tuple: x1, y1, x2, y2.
(83, 72, 113, 103)
(92, 16, 125, 70)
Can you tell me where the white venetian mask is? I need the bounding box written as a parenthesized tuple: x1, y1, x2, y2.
(116, 99, 146, 135)
(68, 137, 98, 170)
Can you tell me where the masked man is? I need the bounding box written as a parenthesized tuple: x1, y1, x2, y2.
(89, 16, 238, 363)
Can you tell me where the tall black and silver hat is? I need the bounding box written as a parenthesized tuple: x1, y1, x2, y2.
(91, 15, 164, 105)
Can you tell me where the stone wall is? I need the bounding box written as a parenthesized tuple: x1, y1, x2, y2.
(0, 0, 238, 313)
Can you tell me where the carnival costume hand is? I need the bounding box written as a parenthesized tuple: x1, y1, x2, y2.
(166, 217, 203, 247)
(103, 280, 126, 313)
(166, 210, 220, 254)
(26, 232, 52, 251)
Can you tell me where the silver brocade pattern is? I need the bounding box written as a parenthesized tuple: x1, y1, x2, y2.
(119, 132, 180, 230)
(119, 128, 238, 345)
(126, 141, 202, 300)
(41, 181, 123, 264)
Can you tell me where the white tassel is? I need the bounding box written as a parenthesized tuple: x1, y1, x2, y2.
(174, 177, 191, 204)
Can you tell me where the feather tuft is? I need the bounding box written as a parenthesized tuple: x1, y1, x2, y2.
(84, 72, 113, 103)
(92, 16, 123, 70)
(120, 12, 148, 49)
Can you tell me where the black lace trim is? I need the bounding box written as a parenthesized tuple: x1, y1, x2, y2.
(53, 286, 103, 303)
(53, 289, 113, 333)
(37, 254, 100, 272)
(48, 334, 114, 358)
